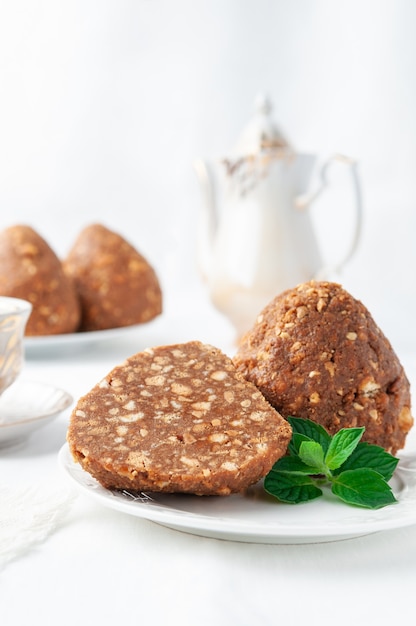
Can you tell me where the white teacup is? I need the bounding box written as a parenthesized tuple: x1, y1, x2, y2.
(0, 297, 32, 395)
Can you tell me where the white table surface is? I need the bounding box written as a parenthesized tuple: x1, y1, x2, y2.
(2, 299, 416, 626)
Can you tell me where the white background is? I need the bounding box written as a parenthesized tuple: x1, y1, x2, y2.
(0, 0, 415, 350)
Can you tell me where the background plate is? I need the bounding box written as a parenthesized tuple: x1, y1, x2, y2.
(24, 320, 160, 357)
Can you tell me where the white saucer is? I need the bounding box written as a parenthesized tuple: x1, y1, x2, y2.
(0, 380, 73, 448)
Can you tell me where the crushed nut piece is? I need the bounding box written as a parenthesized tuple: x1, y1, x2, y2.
(346, 332, 357, 341)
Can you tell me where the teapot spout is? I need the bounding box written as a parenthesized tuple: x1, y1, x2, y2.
(193, 158, 218, 280)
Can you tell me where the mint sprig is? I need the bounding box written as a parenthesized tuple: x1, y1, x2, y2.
(264, 417, 399, 509)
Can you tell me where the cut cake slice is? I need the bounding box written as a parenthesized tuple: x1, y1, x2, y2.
(68, 341, 291, 495)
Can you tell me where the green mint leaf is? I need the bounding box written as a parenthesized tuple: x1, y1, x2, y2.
(331, 469, 397, 509)
(298, 441, 326, 473)
(265, 417, 399, 510)
(324, 427, 365, 470)
(269, 455, 319, 475)
(288, 432, 313, 456)
(333, 442, 399, 480)
(264, 471, 322, 504)
(287, 416, 332, 453)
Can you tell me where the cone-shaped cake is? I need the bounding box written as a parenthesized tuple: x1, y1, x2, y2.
(233, 281, 413, 454)
(64, 224, 162, 331)
(0, 224, 80, 335)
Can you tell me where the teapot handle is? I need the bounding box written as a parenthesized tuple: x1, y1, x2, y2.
(295, 154, 363, 276)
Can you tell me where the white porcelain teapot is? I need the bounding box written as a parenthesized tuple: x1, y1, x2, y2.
(194, 96, 363, 337)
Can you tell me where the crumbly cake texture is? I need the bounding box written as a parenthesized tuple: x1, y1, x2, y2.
(67, 341, 292, 495)
(0, 225, 80, 335)
(64, 223, 162, 331)
(233, 281, 413, 454)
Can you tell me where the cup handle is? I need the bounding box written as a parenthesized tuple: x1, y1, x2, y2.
(294, 154, 363, 276)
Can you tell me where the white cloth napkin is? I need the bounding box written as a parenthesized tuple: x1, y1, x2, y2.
(0, 481, 76, 569)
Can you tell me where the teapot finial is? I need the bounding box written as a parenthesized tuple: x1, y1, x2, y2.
(254, 93, 272, 116)
(232, 93, 290, 156)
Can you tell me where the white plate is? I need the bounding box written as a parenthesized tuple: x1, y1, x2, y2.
(0, 381, 73, 448)
(24, 320, 160, 357)
(59, 444, 416, 544)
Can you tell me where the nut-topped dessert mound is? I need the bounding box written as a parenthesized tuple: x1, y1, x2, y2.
(67, 341, 292, 495)
(64, 223, 162, 331)
(0, 225, 81, 335)
(233, 281, 413, 454)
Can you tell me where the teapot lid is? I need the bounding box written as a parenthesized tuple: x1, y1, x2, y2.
(231, 94, 290, 156)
